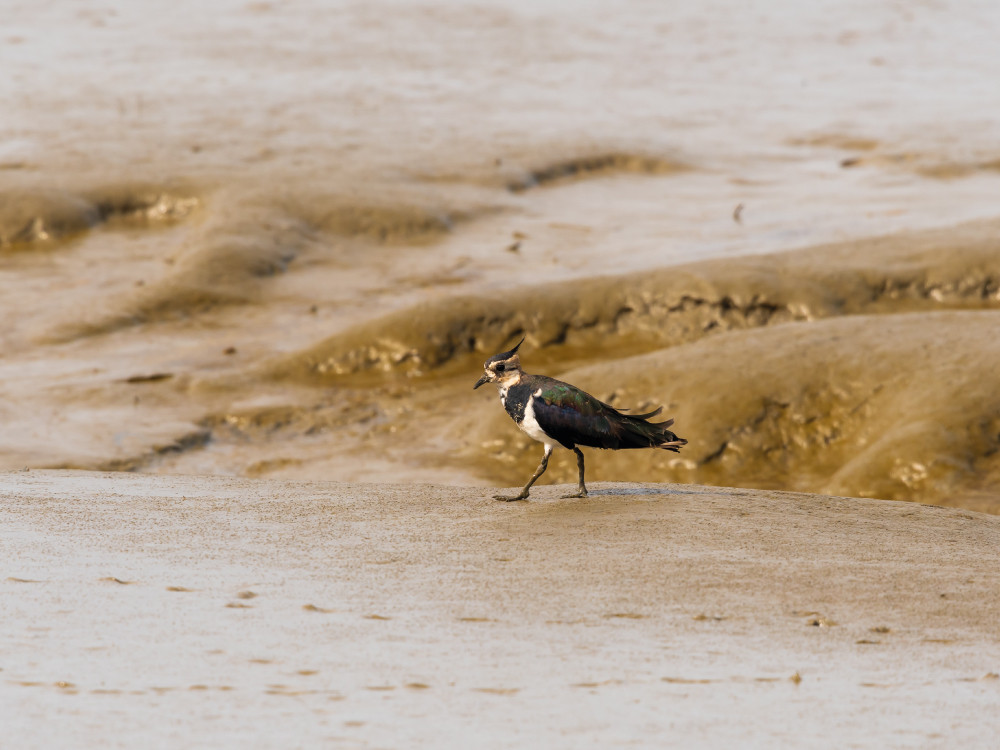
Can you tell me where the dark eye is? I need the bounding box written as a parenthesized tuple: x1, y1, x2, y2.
(495, 363, 505, 372)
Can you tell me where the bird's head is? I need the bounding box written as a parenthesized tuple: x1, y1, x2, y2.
(473, 337, 525, 389)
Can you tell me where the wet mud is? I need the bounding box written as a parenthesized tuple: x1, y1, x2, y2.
(5, 0, 1000, 513)
(0, 184, 198, 249)
(5, 175, 1000, 512)
(271, 219, 1000, 382)
(504, 152, 691, 193)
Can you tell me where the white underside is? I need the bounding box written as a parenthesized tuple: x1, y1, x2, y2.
(518, 391, 552, 447)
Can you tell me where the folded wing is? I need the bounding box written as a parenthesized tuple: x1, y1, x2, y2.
(531, 380, 686, 452)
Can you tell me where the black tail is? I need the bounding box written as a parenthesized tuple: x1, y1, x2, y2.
(612, 412, 687, 452)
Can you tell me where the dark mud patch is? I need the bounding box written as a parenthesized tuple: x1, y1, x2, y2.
(916, 158, 1000, 180)
(89, 184, 200, 226)
(784, 135, 1000, 179)
(96, 429, 211, 472)
(0, 184, 199, 251)
(842, 154, 1000, 179)
(201, 394, 386, 442)
(299, 202, 463, 245)
(282, 189, 500, 245)
(44, 209, 308, 341)
(787, 134, 881, 151)
(412, 148, 690, 191)
(0, 191, 97, 247)
(319, 203, 452, 243)
(468, 311, 1000, 512)
(787, 134, 1000, 179)
(123, 373, 175, 384)
(837, 153, 920, 170)
(96, 395, 391, 476)
(40, 189, 499, 341)
(268, 219, 1000, 384)
(506, 152, 690, 192)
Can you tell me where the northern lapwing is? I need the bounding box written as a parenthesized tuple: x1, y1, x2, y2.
(473, 338, 687, 501)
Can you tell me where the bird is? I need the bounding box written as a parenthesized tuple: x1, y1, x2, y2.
(473, 337, 687, 501)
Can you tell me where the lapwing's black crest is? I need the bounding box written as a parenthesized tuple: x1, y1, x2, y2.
(473, 338, 686, 501)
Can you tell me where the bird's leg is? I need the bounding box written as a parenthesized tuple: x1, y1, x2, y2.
(562, 447, 588, 498)
(495, 444, 552, 501)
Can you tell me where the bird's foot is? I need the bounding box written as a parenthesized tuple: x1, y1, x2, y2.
(561, 488, 588, 499)
(493, 493, 529, 502)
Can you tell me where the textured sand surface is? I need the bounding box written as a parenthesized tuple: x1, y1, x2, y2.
(6, 3, 1000, 746)
(3, 471, 999, 748)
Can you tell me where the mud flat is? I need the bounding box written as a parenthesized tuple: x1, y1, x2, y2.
(5, 210, 1000, 512)
(5, 1, 1000, 511)
(3, 470, 998, 748)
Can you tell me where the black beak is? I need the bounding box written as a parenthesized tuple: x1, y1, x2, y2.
(473, 374, 489, 389)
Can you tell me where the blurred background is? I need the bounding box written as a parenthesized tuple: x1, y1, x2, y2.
(3, 0, 1000, 511)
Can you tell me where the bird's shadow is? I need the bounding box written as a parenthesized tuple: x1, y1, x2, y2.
(577, 485, 711, 498)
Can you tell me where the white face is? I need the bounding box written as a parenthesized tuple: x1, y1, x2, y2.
(474, 348, 524, 390)
(483, 356, 520, 385)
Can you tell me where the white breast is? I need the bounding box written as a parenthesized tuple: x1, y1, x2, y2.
(518, 391, 552, 446)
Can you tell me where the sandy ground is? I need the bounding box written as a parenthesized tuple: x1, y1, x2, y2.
(3, 470, 999, 748)
(4, 4, 1000, 744)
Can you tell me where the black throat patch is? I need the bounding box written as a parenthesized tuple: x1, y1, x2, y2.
(502, 382, 533, 424)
